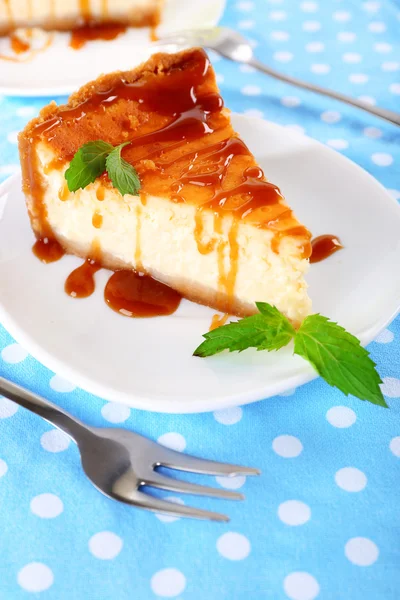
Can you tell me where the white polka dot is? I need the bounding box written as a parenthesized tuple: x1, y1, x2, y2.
(345, 537, 379, 566)
(16, 106, 36, 117)
(301, 1, 318, 13)
(40, 429, 71, 452)
(349, 73, 369, 83)
(342, 52, 362, 63)
(327, 139, 349, 150)
(216, 475, 246, 489)
(364, 126, 382, 138)
(7, 131, 18, 144)
(283, 572, 320, 600)
(381, 377, 400, 397)
(389, 83, 400, 94)
(213, 406, 243, 425)
(157, 432, 186, 451)
(1, 343, 28, 364)
(216, 73, 224, 83)
(241, 84, 261, 96)
(358, 95, 376, 105)
(49, 375, 76, 393)
(278, 500, 311, 526)
(217, 532, 251, 560)
(374, 42, 392, 53)
(269, 10, 287, 21)
(389, 437, 400, 457)
(273, 51, 294, 62)
(239, 63, 256, 73)
(0, 458, 8, 478)
(273, 435, 303, 458)
(321, 110, 341, 123)
(388, 189, 400, 201)
(381, 61, 399, 72)
(368, 21, 386, 33)
(89, 531, 123, 560)
(335, 467, 367, 492)
(285, 124, 306, 135)
(302, 21, 321, 32)
(236, 0, 254, 11)
(0, 164, 20, 176)
(371, 152, 393, 166)
(270, 30, 290, 41)
(326, 406, 356, 427)
(155, 497, 184, 522)
(0, 397, 18, 419)
(279, 387, 297, 396)
(30, 493, 64, 518)
(311, 63, 331, 74)
(362, 1, 380, 12)
(305, 41, 324, 53)
(238, 19, 254, 29)
(17, 563, 54, 593)
(101, 402, 131, 423)
(333, 10, 351, 21)
(243, 108, 264, 118)
(337, 31, 357, 42)
(151, 568, 186, 598)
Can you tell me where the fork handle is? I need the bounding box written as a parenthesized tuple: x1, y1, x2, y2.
(249, 57, 400, 127)
(0, 376, 86, 443)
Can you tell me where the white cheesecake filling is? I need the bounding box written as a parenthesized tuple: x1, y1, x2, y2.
(33, 144, 311, 324)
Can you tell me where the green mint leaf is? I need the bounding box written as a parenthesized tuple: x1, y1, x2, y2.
(193, 303, 295, 357)
(105, 142, 141, 196)
(65, 140, 113, 192)
(294, 314, 387, 407)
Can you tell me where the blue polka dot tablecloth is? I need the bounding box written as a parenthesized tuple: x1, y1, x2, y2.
(0, 0, 400, 598)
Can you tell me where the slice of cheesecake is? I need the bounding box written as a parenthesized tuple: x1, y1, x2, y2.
(18, 47, 312, 325)
(0, 0, 162, 35)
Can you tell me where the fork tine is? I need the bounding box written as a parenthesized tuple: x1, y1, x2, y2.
(143, 472, 244, 500)
(157, 447, 261, 477)
(116, 489, 230, 522)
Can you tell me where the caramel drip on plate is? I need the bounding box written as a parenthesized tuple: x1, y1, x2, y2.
(32, 238, 65, 263)
(209, 313, 229, 331)
(24, 49, 311, 311)
(0, 31, 53, 62)
(10, 32, 29, 53)
(69, 23, 126, 50)
(310, 234, 343, 263)
(64, 240, 102, 298)
(104, 271, 181, 318)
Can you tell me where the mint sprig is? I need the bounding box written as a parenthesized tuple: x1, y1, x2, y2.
(194, 304, 387, 407)
(65, 140, 140, 196)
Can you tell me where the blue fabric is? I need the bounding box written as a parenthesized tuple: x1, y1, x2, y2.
(1, 0, 400, 598)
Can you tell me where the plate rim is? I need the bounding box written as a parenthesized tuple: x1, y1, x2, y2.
(1, 115, 400, 413)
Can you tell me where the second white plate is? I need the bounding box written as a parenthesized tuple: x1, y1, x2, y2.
(0, 0, 226, 96)
(0, 114, 399, 413)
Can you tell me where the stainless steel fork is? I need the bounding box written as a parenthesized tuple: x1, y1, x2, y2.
(0, 377, 259, 522)
(154, 27, 400, 127)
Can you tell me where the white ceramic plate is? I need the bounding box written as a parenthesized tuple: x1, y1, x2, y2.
(1, 114, 400, 413)
(0, 0, 225, 96)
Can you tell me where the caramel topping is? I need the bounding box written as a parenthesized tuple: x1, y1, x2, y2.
(310, 235, 343, 264)
(58, 182, 70, 201)
(79, 0, 91, 21)
(209, 313, 229, 331)
(92, 211, 103, 228)
(70, 23, 127, 50)
(65, 258, 101, 298)
(10, 32, 29, 54)
(104, 271, 181, 317)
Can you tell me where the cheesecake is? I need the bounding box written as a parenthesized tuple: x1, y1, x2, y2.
(0, 0, 162, 35)
(18, 48, 312, 325)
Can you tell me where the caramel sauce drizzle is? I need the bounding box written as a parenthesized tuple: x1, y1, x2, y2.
(310, 234, 343, 264)
(69, 23, 126, 50)
(79, 0, 91, 22)
(92, 211, 103, 228)
(25, 49, 311, 314)
(32, 238, 65, 263)
(209, 313, 229, 331)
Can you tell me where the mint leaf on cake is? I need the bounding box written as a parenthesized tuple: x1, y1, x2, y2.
(105, 142, 141, 196)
